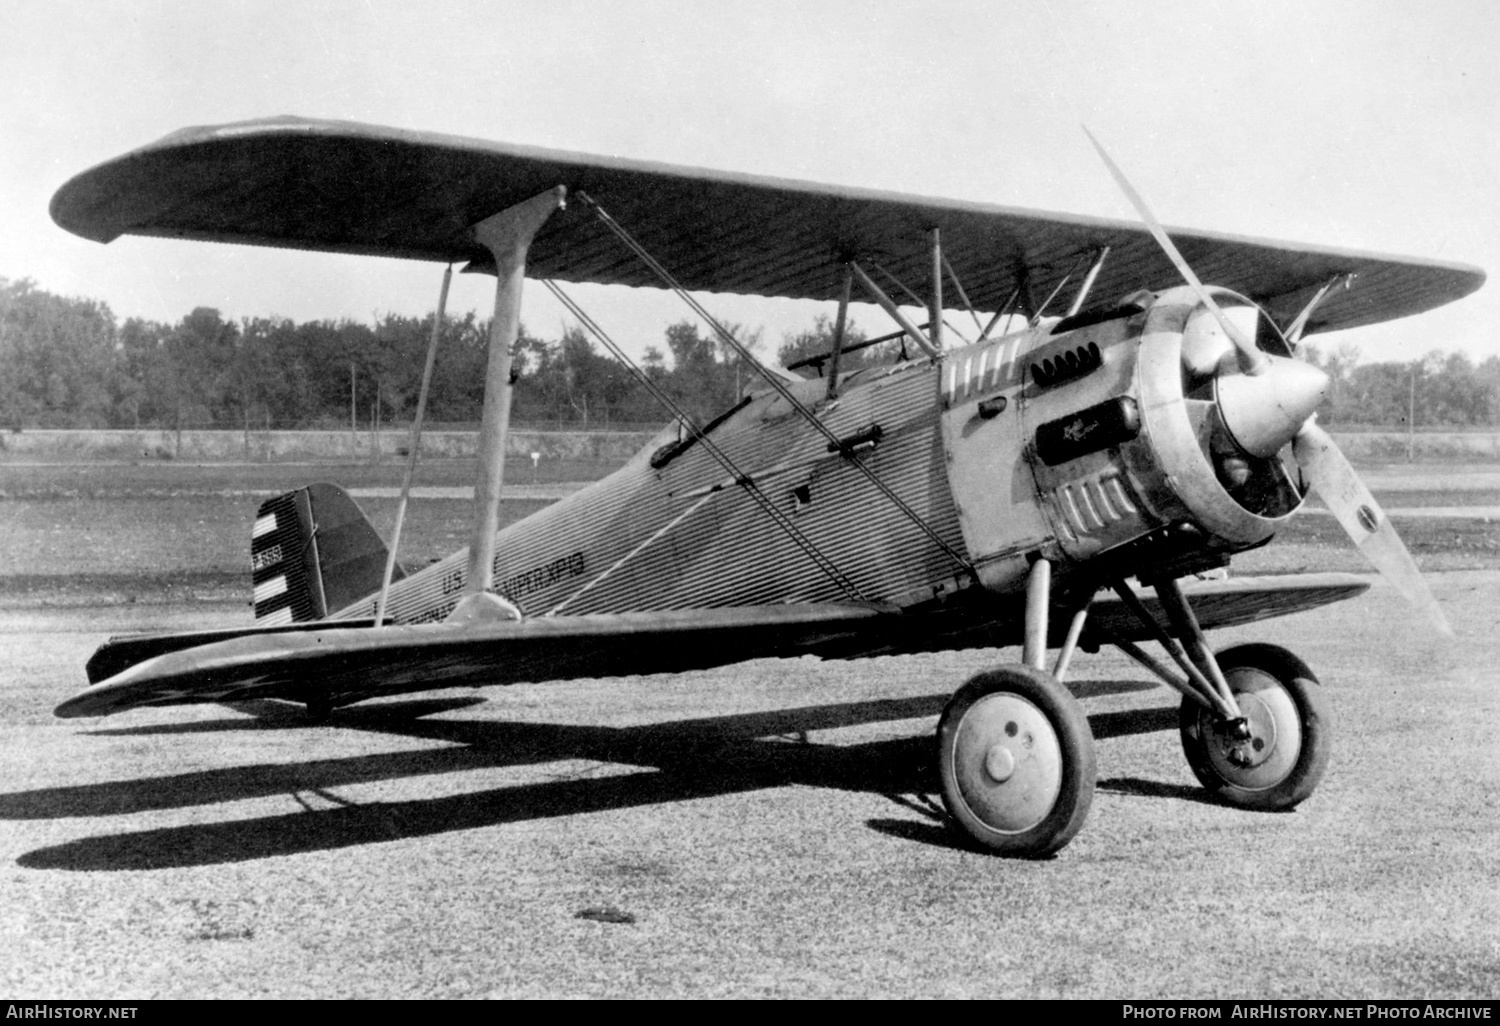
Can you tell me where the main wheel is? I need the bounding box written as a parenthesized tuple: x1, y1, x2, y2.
(1179, 643, 1331, 810)
(937, 664, 1096, 857)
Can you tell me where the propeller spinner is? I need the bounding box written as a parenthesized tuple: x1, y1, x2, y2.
(1086, 129, 1453, 636)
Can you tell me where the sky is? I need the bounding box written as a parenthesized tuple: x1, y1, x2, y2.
(3, 0, 1497, 368)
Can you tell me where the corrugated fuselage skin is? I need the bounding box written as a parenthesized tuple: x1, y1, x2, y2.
(325, 297, 1263, 627)
(333, 356, 978, 623)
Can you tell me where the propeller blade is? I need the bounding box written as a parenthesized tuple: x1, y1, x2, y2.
(1293, 420, 1453, 636)
(1083, 127, 1269, 376)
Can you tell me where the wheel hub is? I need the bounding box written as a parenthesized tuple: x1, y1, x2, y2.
(1202, 669, 1302, 790)
(952, 693, 1063, 834)
(1218, 698, 1278, 769)
(984, 743, 1017, 782)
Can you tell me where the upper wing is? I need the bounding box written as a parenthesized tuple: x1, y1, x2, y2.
(58, 573, 1370, 719)
(52, 116, 1482, 337)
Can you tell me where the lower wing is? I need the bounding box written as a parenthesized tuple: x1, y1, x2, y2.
(58, 573, 1370, 718)
(58, 604, 887, 718)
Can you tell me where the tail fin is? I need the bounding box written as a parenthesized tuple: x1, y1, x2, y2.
(251, 483, 405, 624)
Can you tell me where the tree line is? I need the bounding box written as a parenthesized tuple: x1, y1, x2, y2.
(2, 275, 1497, 432)
(0, 276, 779, 432)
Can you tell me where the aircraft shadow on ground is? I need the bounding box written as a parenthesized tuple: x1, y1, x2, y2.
(12, 680, 1170, 872)
(1095, 777, 1224, 806)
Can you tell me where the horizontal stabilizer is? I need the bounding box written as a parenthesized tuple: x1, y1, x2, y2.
(86, 618, 380, 685)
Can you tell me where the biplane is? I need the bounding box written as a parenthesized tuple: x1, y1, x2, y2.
(48, 117, 1484, 857)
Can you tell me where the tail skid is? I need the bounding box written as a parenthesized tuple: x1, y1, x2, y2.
(252, 483, 404, 624)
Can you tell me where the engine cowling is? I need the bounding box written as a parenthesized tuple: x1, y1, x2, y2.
(938, 285, 1326, 594)
(1024, 285, 1322, 573)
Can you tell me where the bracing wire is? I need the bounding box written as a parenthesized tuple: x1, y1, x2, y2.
(375, 263, 452, 625)
(578, 193, 975, 578)
(542, 278, 869, 604)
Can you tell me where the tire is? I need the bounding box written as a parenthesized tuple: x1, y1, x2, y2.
(1179, 643, 1331, 810)
(937, 664, 1096, 857)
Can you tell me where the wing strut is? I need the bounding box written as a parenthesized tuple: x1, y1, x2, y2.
(824, 265, 854, 401)
(449, 186, 567, 624)
(928, 228, 944, 350)
(1066, 247, 1111, 318)
(1284, 274, 1353, 345)
(976, 287, 1021, 343)
(847, 261, 938, 357)
(869, 256, 970, 348)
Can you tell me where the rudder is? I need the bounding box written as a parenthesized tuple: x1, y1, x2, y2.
(251, 483, 404, 624)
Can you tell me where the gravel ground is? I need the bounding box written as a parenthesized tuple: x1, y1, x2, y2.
(1, 574, 1496, 999)
(2, 459, 1496, 998)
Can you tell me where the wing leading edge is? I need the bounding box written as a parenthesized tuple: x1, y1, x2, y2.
(59, 574, 1370, 719)
(51, 117, 1483, 337)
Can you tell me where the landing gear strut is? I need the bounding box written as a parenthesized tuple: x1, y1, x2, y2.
(935, 562, 1335, 856)
(1178, 643, 1331, 810)
(1109, 577, 1333, 811)
(937, 558, 1097, 857)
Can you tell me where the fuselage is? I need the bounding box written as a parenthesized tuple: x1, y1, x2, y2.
(334, 349, 972, 624)
(331, 286, 1303, 626)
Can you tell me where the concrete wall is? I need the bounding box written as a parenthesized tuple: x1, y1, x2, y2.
(3, 427, 1499, 464)
(0, 427, 661, 462)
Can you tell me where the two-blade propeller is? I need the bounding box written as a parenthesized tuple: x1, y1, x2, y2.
(1290, 421, 1452, 633)
(1086, 129, 1453, 636)
(1083, 128, 1269, 379)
